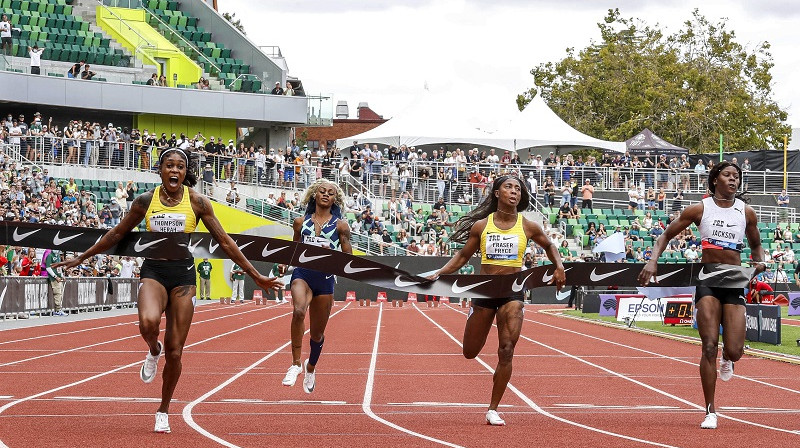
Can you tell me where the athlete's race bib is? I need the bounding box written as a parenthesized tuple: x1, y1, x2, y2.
(149, 213, 187, 232)
(304, 235, 331, 248)
(485, 233, 519, 260)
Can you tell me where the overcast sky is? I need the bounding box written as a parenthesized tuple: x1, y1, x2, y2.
(222, 0, 800, 129)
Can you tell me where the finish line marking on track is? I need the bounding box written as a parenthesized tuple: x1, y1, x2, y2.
(421, 304, 680, 448)
(221, 399, 348, 405)
(386, 402, 513, 408)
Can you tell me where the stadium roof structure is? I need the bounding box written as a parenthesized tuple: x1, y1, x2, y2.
(625, 128, 689, 157)
(492, 94, 626, 153)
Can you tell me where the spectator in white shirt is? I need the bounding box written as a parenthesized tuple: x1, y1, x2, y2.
(28, 44, 43, 74)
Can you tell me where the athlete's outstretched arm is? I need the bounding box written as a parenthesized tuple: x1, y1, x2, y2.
(53, 192, 151, 269)
(193, 192, 282, 291)
(430, 218, 485, 278)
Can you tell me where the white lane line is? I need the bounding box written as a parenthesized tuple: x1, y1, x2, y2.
(0, 305, 280, 368)
(362, 304, 464, 448)
(530, 316, 800, 396)
(0, 309, 294, 448)
(515, 329, 800, 435)
(420, 304, 678, 448)
(0, 304, 226, 345)
(182, 303, 351, 448)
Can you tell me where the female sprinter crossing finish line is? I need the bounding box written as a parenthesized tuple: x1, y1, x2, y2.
(638, 161, 764, 430)
(428, 175, 566, 426)
(55, 148, 283, 433)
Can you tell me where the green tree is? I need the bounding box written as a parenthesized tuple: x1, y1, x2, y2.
(520, 9, 790, 153)
(222, 12, 246, 35)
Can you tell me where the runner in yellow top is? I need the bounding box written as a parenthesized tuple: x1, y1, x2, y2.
(430, 175, 565, 426)
(56, 147, 283, 434)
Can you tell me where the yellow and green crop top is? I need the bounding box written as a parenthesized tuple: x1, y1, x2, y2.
(144, 186, 197, 233)
(480, 213, 527, 267)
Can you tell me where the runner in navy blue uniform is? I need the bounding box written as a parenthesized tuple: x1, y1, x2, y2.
(639, 161, 764, 429)
(281, 179, 352, 393)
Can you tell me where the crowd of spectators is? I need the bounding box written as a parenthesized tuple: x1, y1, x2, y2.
(0, 154, 141, 278)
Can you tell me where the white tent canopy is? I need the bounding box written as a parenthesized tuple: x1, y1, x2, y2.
(336, 86, 516, 150)
(335, 86, 626, 154)
(493, 94, 626, 153)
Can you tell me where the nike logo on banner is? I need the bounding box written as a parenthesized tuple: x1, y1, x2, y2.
(556, 290, 571, 301)
(343, 261, 379, 274)
(188, 238, 202, 253)
(697, 268, 733, 281)
(209, 240, 219, 253)
(134, 238, 167, 253)
(262, 244, 286, 257)
(652, 269, 681, 283)
(298, 250, 330, 263)
(394, 276, 421, 288)
(12, 228, 40, 241)
(236, 241, 253, 251)
(589, 268, 627, 282)
(452, 279, 492, 294)
(53, 231, 83, 246)
(542, 266, 572, 283)
(512, 273, 534, 292)
(0, 286, 6, 309)
(186, 265, 194, 271)
(325, 275, 334, 280)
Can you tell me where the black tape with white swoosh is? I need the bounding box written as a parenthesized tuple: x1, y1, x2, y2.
(0, 222, 753, 298)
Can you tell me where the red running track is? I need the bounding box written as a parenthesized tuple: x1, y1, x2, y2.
(1, 301, 799, 447)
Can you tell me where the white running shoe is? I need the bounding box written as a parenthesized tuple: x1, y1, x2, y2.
(282, 364, 302, 386)
(486, 410, 505, 426)
(719, 357, 734, 381)
(154, 412, 171, 433)
(303, 359, 315, 394)
(700, 412, 718, 429)
(140, 341, 163, 384)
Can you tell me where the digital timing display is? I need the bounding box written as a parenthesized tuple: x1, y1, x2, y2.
(663, 301, 694, 325)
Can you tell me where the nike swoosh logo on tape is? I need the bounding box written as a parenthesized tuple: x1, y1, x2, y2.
(512, 272, 534, 292)
(452, 279, 492, 294)
(209, 240, 219, 253)
(652, 269, 681, 283)
(298, 250, 329, 263)
(262, 244, 286, 257)
(12, 228, 40, 241)
(394, 275, 421, 288)
(134, 238, 167, 253)
(589, 268, 627, 282)
(53, 231, 83, 246)
(236, 241, 253, 251)
(325, 275, 334, 280)
(343, 261, 379, 274)
(542, 266, 572, 284)
(188, 238, 202, 253)
(697, 268, 733, 281)
(556, 290, 571, 301)
(187, 265, 194, 271)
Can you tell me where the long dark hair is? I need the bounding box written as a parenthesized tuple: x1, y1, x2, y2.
(707, 160, 747, 203)
(449, 175, 530, 244)
(159, 147, 198, 187)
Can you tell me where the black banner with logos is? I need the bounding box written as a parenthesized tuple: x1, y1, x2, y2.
(744, 304, 782, 345)
(0, 222, 755, 300)
(0, 277, 139, 316)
